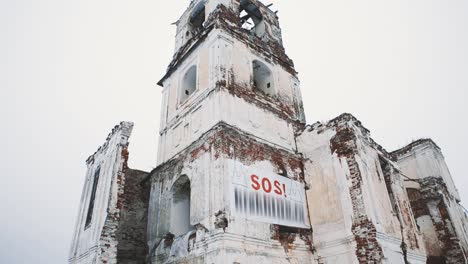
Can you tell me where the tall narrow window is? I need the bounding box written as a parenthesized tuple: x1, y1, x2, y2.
(252, 60, 274, 96)
(85, 166, 100, 228)
(180, 65, 197, 104)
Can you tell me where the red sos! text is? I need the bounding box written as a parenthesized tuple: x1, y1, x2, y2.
(250, 174, 287, 197)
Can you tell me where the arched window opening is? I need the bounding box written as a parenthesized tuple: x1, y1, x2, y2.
(189, 2, 206, 34)
(252, 60, 274, 96)
(180, 65, 197, 104)
(239, 0, 266, 37)
(170, 175, 194, 237)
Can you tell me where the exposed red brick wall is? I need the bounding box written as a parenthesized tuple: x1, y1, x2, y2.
(330, 122, 384, 263)
(407, 177, 467, 263)
(98, 146, 150, 263)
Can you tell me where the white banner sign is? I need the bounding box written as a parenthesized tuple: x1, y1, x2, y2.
(229, 161, 310, 228)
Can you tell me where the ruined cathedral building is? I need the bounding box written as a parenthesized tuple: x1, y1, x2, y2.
(69, 1, 468, 264)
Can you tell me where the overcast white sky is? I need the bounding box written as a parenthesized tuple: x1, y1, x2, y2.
(1, 0, 467, 263)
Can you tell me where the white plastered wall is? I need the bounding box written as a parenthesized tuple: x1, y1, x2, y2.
(148, 150, 315, 264)
(69, 123, 133, 264)
(397, 142, 460, 201)
(297, 121, 426, 264)
(157, 30, 301, 165)
(396, 142, 468, 253)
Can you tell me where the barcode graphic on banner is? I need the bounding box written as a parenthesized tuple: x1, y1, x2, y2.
(234, 187, 306, 226)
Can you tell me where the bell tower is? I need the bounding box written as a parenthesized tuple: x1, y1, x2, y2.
(148, 0, 314, 263)
(156, 0, 306, 164)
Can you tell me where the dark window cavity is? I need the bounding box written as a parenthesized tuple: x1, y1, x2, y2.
(239, 0, 266, 37)
(253, 60, 274, 96)
(85, 166, 100, 228)
(189, 2, 206, 33)
(180, 65, 197, 103)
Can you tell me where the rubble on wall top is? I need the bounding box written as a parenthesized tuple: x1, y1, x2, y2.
(327, 113, 371, 134)
(298, 113, 446, 165)
(300, 114, 444, 164)
(390, 138, 441, 160)
(301, 113, 367, 133)
(86, 121, 134, 164)
(300, 113, 392, 158)
(300, 113, 369, 139)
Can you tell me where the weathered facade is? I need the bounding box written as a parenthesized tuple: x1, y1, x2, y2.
(69, 122, 149, 264)
(392, 140, 468, 263)
(70, 0, 468, 263)
(149, 0, 311, 262)
(298, 114, 427, 263)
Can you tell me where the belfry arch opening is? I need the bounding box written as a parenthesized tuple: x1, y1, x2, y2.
(252, 60, 274, 96)
(170, 175, 194, 237)
(189, 2, 206, 34)
(180, 65, 197, 104)
(239, 0, 266, 37)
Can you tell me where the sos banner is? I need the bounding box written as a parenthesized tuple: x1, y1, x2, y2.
(229, 161, 310, 228)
